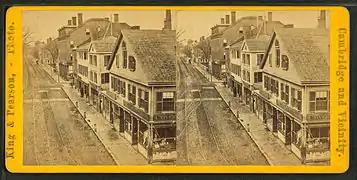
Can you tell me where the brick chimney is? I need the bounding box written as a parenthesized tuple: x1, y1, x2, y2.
(231, 11, 236, 24)
(68, 20, 72, 26)
(78, 13, 83, 25)
(221, 18, 225, 24)
(225, 15, 230, 24)
(72, 16, 77, 26)
(317, 10, 327, 29)
(90, 27, 99, 41)
(114, 14, 119, 23)
(268, 12, 272, 22)
(163, 10, 172, 30)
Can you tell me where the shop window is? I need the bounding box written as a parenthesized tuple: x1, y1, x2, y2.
(277, 111, 285, 134)
(153, 127, 176, 150)
(309, 91, 329, 112)
(104, 55, 110, 67)
(156, 91, 175, 112)
(101, 73, 109, 84)
(138, 121, 149, 148)
(128, 56, 136, 71)
(291, 121, 302, 146)
(124, 112, 132, 133)
(122, 41, 127, 69)
(138, 89, 149, 113)
(275, 40, 280, 67)
(281, 55, 289, 70)
(128, 84, 136, 105)
(307, 127, 330, 150)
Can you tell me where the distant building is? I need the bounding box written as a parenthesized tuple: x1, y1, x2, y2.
(229, 35, 270, 109)
(57, 13, 130, 81)
(255, 27, 330, 164)
(209, 11, 286, 80)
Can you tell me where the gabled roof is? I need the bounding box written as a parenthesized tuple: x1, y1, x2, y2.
(90, 36, 117, 52)
(77, 41, 90, 50)
(107, 29, 177, 83)
(244, 35, 270, 52)
(260, 28, 329, 83)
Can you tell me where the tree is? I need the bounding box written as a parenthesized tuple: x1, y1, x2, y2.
(22, 26, 34, 50)
(183, 45, 193, 58)
(196, 38, 211, 63)
(43, 39, 59, 65)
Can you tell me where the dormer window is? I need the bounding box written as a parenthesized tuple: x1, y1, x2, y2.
(85, 28, 90, 35)
(70, 41, 74, 48)
(281, 55, 289, 70)
(128, 56, 136, 71)
(122, 41, 127, 69)
(275, 40, 280, 67)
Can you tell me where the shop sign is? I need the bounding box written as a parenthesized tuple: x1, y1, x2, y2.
(123, 101, 150, 120)
(153, 113, 176, 122)
(276, 99, 303, 121)
(306, 112, 330, 122)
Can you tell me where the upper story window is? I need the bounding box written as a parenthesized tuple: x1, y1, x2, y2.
(104, 55, 110, 67)
(101, 73, 109, 84)
(291, 88, 302, 111)
(128, 56, 136, 72)
(280, 83, 289, 104)
(93, 55, 97, 66)
(246, 54, 250, 65)
(236, 50, 240, 58)
(281, 55, 289, 70)
(268, 53, 272, 67)
(84, 52, 88, 60)
(254, 72, 262, 83)
(257, 54, 264, 66)
(138, 89, 149, 113)
(231, 50, 237, 59)
(239, 27, 244, 34)
(115, 53, 120, 68)
(85, 28, 90, 35)
(309, 91, 329, 112)
(156, 91, 175, 112)
(128, 84, 136, 105)
(122, 41, 128, 69)
(275, 40, 280, 67)
(89, 55, 93, 64)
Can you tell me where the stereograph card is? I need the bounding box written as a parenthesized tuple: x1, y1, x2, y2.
(4, 6, 350, 173)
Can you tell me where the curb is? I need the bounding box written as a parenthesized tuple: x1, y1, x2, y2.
(39, 64, 121, 165)
(193, 64, 274, 166)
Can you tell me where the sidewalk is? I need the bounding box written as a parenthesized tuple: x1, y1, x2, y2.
(40, 63, 148, 165)
(193, 63, 224, 85)
(193, 64, 302, 166)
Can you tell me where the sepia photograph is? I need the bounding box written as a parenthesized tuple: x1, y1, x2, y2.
(22, 8, 330, 167)
(22, 10, 178, 165)
(175, 10, 330, 166)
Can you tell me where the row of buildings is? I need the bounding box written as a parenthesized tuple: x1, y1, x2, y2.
(193, 11, 330, 164)
(40, 10, 177, 163)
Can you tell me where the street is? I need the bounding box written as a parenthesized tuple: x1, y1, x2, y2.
(23, 55, 116, 165)
(176, 59, 269, 165)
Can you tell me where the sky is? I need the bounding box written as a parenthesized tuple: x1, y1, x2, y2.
(23, 9, 330, 43)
